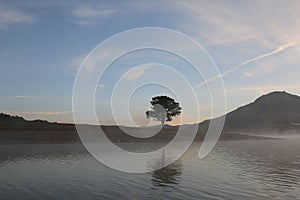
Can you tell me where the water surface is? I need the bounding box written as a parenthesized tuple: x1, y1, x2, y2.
(0, 138, 299, 199)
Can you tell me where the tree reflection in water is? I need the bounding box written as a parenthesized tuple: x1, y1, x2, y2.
(150, 149, 183, 187)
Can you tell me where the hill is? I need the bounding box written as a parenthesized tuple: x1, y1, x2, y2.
(0, 113, 75, 130)
(220, 91, 300, 134)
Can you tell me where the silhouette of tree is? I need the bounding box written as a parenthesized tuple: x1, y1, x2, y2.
(145, 96, 181, 126)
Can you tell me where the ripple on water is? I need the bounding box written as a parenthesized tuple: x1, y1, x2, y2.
(0, 139, 300, 199)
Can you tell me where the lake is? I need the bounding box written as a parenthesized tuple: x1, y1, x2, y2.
(0, 138, 299, 199)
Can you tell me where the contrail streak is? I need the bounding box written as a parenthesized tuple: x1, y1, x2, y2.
(196, 41, 296, 88)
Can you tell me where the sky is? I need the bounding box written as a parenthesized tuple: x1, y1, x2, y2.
(1, 0, 300, 126)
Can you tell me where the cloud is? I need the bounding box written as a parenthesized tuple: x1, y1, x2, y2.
(124, 66, 149, 81)
(177, 1, 269, 46)
(70, 5, 115, 25)
(176, 1, 300, 48)
(70, 54, 102, 71)
(243, 43, 299, 78)
(238, 42, 296, 67)
(196, 42, 296, 87)
(15, 95, 33, 99)
(0, 5, 36, 29)
(69, 56, 85, 70)
(97, 84, 105, 90)
(229, 85, 288, 93)
(70, 50, 114, 71)
(71, 6, 114, 18)
(6, 110, 74, 116)
(227, 84, 300, 97)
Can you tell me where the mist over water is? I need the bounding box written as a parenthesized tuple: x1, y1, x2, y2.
(0, 138, 299, 199)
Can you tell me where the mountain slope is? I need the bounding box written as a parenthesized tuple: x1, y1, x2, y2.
(222, 91, 300, 133)
(0, 113, 74, 130)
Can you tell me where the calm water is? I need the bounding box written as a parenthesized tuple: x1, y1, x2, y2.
(0, 138, 300, 199)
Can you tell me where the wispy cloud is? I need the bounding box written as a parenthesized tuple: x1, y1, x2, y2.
(243, 43, 299, 78)
(178, 0, 269, 47)
(97, 84, 105, 90)
(6, 110, 74, 116)
(177, 1, 300, 48)
(14, 95, 33, 99)
(70, 50, 113, 71)
(124, 66, 149, 81)
(70, 5, 115, 25)
(227, 84, 300, 97)
(69, 55, 96, 71)
(69, 56, 85, 70)
(0, 5, 36, 29)
(196, 42, 296, 87)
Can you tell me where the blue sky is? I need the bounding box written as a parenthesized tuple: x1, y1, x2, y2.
(1, 0, 300, 125)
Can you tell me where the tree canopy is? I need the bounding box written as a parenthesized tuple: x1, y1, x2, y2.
(145, 96, 182, 125)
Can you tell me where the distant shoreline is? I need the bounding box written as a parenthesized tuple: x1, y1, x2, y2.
(3, 90, 300, 144)
(0, 127, 275, 144)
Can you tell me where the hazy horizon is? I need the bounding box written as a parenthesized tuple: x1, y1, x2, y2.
(1, 90, 298, 128)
